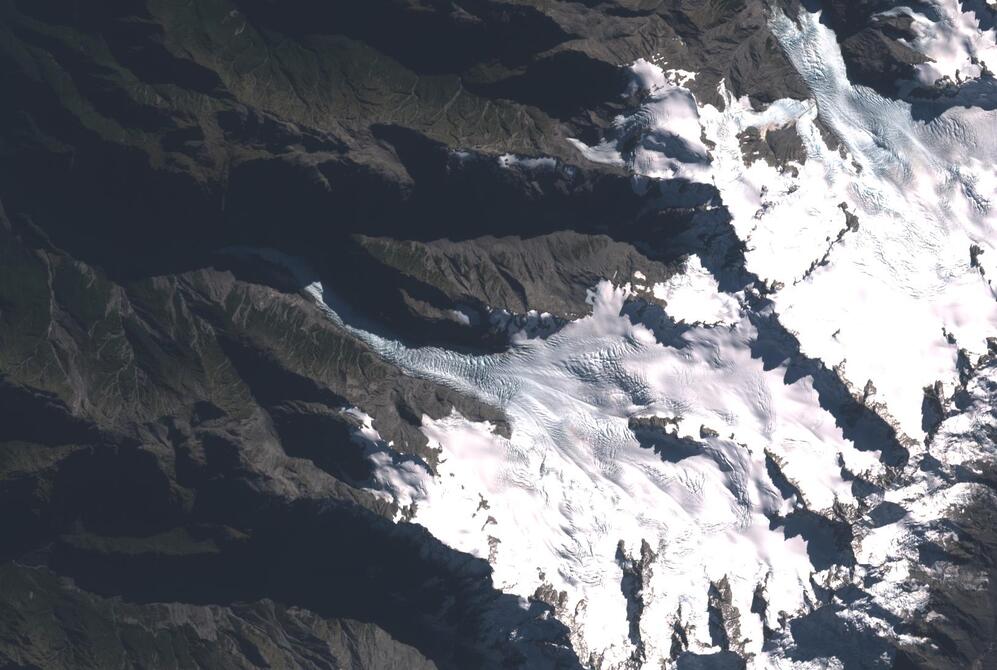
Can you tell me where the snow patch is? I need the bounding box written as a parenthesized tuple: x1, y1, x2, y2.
(570, 58, 711, 182)
(650, 255, 742, 325)
(497, 153, 558, 171)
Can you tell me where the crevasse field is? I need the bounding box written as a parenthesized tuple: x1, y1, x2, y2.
(308, 4, 997, 668)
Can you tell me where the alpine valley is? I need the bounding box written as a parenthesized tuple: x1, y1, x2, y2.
(1, 1, 996, 669)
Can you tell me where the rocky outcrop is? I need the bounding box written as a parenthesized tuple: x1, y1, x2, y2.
(2, 0, 993, 668)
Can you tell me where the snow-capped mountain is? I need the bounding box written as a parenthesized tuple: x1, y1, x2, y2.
(0, 1, 994, 668)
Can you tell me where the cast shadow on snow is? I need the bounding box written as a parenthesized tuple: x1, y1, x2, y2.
(747, 308, 909, 469)
(628, 416, 704, 463)
(907, 75, 997, 122)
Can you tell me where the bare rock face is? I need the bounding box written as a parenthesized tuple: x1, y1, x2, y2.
(3, 0, 997, 668)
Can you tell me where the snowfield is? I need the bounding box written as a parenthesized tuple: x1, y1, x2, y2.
(572, 7, 997, 445)
(765, 6, 997, 445)
(305, 3, 997, 667)
(311, 279, 883, 667)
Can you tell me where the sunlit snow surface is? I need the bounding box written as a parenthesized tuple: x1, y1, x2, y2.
(762, 7, 997, 443)
(310, 280, 883, 666)
(574, 6, 997, 442)
(649, 255, 741, 326)
(305, 4, 997, 668)
(892, 0, 997, 87)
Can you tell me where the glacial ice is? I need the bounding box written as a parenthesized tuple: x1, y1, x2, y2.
(309, 278, 885, 666)
(764, 6, 997, 443)
(305, 2, 997, 667)
(895, 0, 997, 87)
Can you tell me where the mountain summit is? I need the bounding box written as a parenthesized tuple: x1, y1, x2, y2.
(1, 1, 996, 668)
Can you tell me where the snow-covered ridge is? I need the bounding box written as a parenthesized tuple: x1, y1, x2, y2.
(307, 275, 890, 667)
(763, 7, 997, 444)
(888, 0, 997, 88)
(294, 4, 997, 667)
(571, 7, 997, 445)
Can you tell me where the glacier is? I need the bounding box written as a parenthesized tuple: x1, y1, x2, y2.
(302, 3, 997, 668)
(310, 278, 880, 666)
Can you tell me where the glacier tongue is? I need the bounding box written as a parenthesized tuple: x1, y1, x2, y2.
(309, 278, 885, 667)
(301, 4, 997, 667)
(759, 6, 997, 444)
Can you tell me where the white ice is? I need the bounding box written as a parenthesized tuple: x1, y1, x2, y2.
(759, 8, 997, 442)
(578, 11, 997, 443)
(497, 153, 559, 171)
(889, 0, 997, 87)
(307, 276, 884, 667)
(570, 56, 712, 183)
(650, 254, 742, 325)
(290, 4, 997, 666)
